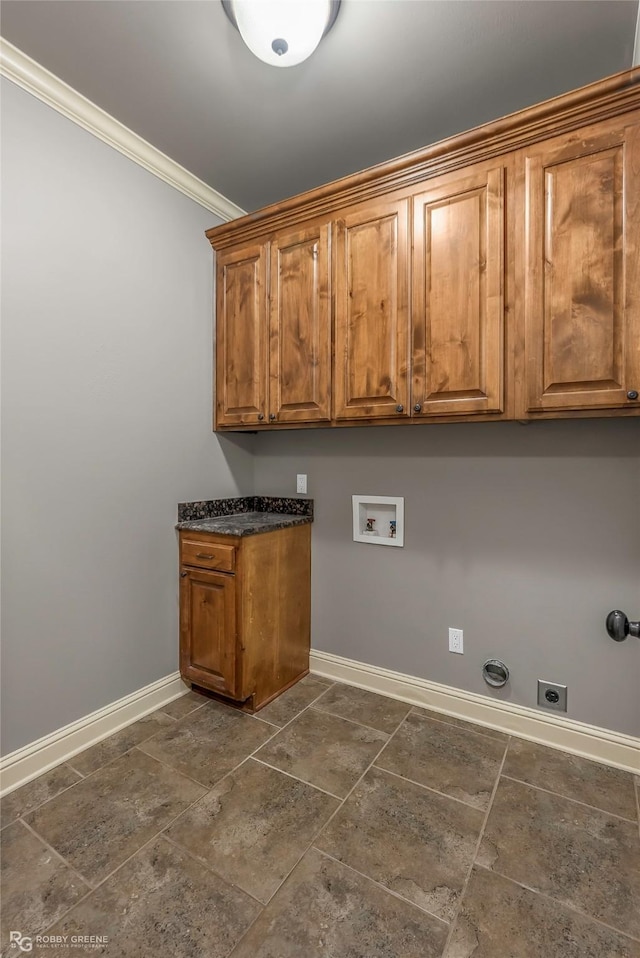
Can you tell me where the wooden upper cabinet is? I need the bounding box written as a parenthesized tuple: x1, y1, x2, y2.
(269, 224, 331, 422)
(215, 243, 268, 426)
(522, 119, 640, 413)
(412, 164, 505, 416)
(334, 199, 410, 419)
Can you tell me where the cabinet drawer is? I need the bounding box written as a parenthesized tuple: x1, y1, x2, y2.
(181, 538, 235, 572)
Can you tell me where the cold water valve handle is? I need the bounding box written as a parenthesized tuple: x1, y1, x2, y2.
(606, 610, 640, 642)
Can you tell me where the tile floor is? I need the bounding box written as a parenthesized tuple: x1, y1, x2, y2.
(2, 676, 639, 958)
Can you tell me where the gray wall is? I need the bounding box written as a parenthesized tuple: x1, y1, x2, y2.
(0, 80, 254, 755)
(254, 420, 640, 736)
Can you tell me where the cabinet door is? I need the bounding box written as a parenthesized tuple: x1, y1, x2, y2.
(215, 243, 268, 426)
(522, 120, 640, 412)
(269, 224, 331, 423)
(334, 199, 410, 420)
(412, 165, 505, 416)
(180, 568, 239, 699)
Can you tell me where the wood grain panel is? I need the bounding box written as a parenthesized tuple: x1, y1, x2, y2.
(240, 525, 311, 709)
(413, 166, 505, 415)
(523, 120, 640, 411)
(269, 224, 331, 422)
(216, 243, 267, 426)
(180, 568, 238, 698)
(334, 200, 410, 419)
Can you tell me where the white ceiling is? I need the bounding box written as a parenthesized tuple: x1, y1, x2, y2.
(1, 1, 638, 212)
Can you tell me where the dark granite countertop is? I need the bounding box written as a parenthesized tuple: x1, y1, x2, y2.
(176, 496, 313, 537)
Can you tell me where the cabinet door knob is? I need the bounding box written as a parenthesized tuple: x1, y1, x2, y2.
(269, 413, 276, 421)
(413, 403, 422, 413)
(257, 413, 264, 421)
(627, 390, 639, 400)
(396, 404, 404, 413)
(180, 571, 188, 578)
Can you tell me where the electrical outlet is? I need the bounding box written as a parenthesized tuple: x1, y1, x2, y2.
(296, 474, 307, 495)
(449, 628, 464, 654)
(537, 680, 567, 712)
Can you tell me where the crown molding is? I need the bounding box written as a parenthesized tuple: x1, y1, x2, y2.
(0, 37, 246, 223)
(207, 66, 640, 249)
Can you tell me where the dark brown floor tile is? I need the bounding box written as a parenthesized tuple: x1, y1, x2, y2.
(375, 711, 505, 809)
(1, 821, 89, 954)
(308, 672, 334, 687)
(168, 758, 339, 903)
(257, 676, 333, 728)
(69, 711, 176, 776)
(47, 837, 261, 958)
(502, 739, 638, 821)
(411, 706, 508, 742)
(254, 708, 388, 798)
(315, 766, 483, 921)
(312, 684, 411, 734)
(228, 847, 448, 958)
(477, 777, 640, 939)
(138, 700, 274, 788)
(161, 690, 209, 720)
(1, 766, 82, 829)
(445, 865, 640, 958)
(25, 749, 205, 885)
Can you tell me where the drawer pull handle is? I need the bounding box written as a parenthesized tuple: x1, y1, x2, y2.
(180, 571, 188, 578)
(196, 553, 216, 560)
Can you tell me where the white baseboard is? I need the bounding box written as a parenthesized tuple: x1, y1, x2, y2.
(310, 650, 640, 774)
(0, 673, 188, 797)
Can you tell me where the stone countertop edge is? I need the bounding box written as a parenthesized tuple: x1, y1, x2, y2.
(176, 496, 314, 537)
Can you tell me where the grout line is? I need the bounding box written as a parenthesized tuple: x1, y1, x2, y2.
(235, 707, 408, 925)
(249, 757, 344, 801)
(19, 818, 94, 891)
(131, 745, 227, 791)
(441, 737, 511, 955)
(409, 705, 508, 743)
(64, 761, 86, 778)
(473, 862, 640, 945)
(3, 767, 86, 825)
(369, 763, 490, 814)
(500, 773, 640, 824)
(37, 762, 220, 938)
(314, 846, 450, 927)
(250, 682, 338, 735)
(160, 832, 265, 907)
(309, 701, 411, 736)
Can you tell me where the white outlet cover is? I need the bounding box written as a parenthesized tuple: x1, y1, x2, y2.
(449, 628, 464, 653)
(296, 474, 307, 494)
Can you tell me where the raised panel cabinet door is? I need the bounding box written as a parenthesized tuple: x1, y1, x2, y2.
(412, 165, 505, 416)
(269, 224, 331, 422)
(180, 568, 239, 699)
(523, 120, 640, 412)
(216, 243, 268, 426)
(334, 199, 410, 419)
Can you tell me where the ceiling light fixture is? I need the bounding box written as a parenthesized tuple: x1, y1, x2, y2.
(222, 1, 340, 68)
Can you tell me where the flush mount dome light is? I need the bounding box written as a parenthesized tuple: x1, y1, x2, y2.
(222, 0, 340, 68)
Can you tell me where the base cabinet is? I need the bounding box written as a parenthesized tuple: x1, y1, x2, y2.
(179, 525, 311, 711)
